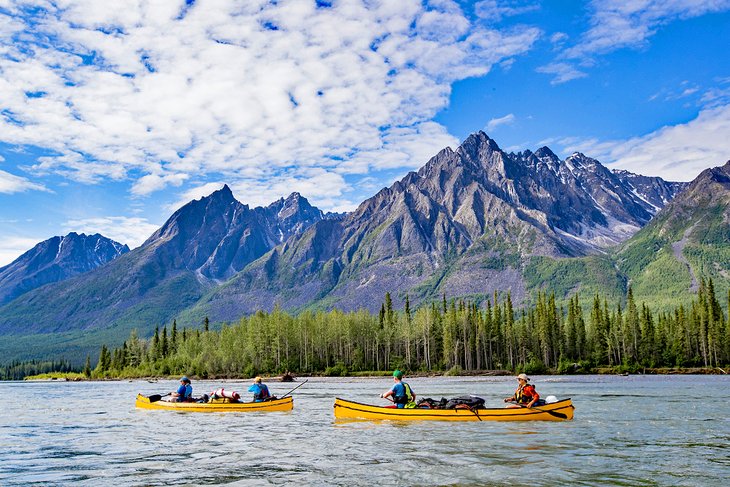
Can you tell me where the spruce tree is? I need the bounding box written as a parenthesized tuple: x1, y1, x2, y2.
(171, 320, 178, 353)
(161, 326, 169, 358)
(83, 355, 91, 378)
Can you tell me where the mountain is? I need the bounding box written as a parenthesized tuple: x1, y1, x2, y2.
(613, 160, 730, 309)
(187, 132, 688, 321)
(139, 185, 324, 282)
(0, 232, 129, 305)
(0, 187, 325, 361)
(0, 132, 708, 363)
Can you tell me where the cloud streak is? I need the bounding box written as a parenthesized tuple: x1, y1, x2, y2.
(0, 169, 48, 194)
(565, 0, 730, 59)
(0, 236, 43, 267)
(474, 1, 540, 23)
(539, 0, 730, 84)
(485, 113, 516, 131)
(0, 0, 540, 208)
(558, 104, 730, 181)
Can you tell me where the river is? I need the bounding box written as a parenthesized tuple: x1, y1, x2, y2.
(0, 375, 728, 486)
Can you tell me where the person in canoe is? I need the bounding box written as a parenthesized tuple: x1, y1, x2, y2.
(504, 373, 541, 408)
(248, 376, 271, 402)
(381, 370, 416, 408)
(170, 376, 193, 402)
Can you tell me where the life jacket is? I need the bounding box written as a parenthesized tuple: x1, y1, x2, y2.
(254, 384, 270, 401)
(393, 382, 414, 405)
(514, 384, 539, 404)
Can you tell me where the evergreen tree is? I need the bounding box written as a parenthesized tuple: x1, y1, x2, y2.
(624, 287, 640, 364)
(151, 326, 160, 361)
(171, 320, 178, 353)
(161, 326, 169, 358)
(83, 355, 91, 378)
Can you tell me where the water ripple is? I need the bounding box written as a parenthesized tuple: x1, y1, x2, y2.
(0, 376, 728, 486)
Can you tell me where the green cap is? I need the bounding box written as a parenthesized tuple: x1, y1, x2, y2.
(393, 370, 403, 379)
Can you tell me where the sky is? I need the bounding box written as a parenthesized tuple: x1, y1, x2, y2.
(0, 0, 729, 266)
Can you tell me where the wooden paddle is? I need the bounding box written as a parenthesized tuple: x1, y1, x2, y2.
(510, 401, 568, 419)
(379, 395, 398, 408)
(279, 378, 308, 399)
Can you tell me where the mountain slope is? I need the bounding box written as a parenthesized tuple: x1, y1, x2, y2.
(0, 232, 129, 305)
(615, 160, 730, 308)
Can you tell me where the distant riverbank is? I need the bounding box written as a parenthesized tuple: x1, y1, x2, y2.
(19, 366, 727, 382)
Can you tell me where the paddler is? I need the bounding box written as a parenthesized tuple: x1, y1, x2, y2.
(380, 370, 416, 408)
(170, 376, 193, 402)
(504, 373, 539, 408)
(248, 376, 271, 402)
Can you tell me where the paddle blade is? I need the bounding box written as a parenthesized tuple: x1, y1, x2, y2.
(546, 409, 567, 419)
(147, 394, 163, 402)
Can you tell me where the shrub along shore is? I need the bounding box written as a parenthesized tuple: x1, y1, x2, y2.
(19, 366, 728, 382)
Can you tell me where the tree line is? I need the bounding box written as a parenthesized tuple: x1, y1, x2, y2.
(0, 359, 75, 381)
(86, 279, 729, 379)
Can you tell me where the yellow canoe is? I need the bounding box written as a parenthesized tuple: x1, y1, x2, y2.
(135, 393, 293, 412)
(334, 397, 574, 421)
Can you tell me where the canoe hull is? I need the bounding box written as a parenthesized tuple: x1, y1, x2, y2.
(334, 397, 574, 421)
(135, 393, 293, 412)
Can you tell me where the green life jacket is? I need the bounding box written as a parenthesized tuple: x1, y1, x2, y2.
(394, 382, 414, 405)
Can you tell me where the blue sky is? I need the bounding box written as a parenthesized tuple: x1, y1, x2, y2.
(1, 0, 729, 266)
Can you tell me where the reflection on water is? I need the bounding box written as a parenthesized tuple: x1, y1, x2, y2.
(0, 375, 728, 486)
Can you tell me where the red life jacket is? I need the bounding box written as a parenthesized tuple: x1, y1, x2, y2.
(515, 384, 539, 404)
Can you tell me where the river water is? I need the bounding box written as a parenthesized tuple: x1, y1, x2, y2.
(0, 375, 728, 486)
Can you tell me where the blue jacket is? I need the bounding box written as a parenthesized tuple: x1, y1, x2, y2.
(248, 383, 270, 402)
(175, 384, 192, 401)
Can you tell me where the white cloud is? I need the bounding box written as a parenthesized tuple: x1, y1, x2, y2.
(62, 216, 161, 250)
(474, 0, 540, 22)
(0, 235, 42, 267)
(558, 104, 730, 181)
(566, 0, 730, 59)
(0, 169, 49, 193)
(0, 0, 540, 207)
(549, 32, 568, 45)
(536, 62, 587, 84)
(132, 172, 189, 197)
(485, 113, 516, 132)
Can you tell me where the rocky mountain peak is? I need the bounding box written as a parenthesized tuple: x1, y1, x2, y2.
(204, 184, 236, 204)
(565, 152, 599, 171)
(534, 146, 558, 160)
(274, 192, 324, 232)
(680, 160, 730, 199)
(456, 131, 502, 166)
(706, 160, 730, 182)
(0, 232, 129, 305)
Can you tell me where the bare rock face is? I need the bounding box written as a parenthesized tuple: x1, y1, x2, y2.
(195, 132, 689, 319)
(140, 185, 326, 281)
